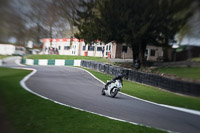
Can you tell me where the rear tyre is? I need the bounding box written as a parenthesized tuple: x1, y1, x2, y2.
(110, 87, 118, 98)
(101, 88, 106, 95)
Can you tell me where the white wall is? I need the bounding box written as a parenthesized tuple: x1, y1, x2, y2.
(58, 41, 71, 55)
(105, 43, 112, 58)
(80, 43, 104, 57)
(95, 45, 103, 57)
(0, 44, 15, 55)
(71, 42, 79, 55)
(80, 43, 87, 56)
(145, 45, 163, 61)
(44, 42, 50, 54)
(42, 39, 81, 56)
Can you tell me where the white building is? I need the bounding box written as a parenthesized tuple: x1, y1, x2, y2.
(42, 38, 81, 55)
(145, 45, 163, 61)
(42, 38, 104, 57)
(104, 42, 164, 61)
(0, 44, 16, 55)
(71, 38, 80, 56)
(79, 39, 86, 56)
(0, 44, 26, 56)
(79, 40, 105, 57)
(42, 38, 164, 61)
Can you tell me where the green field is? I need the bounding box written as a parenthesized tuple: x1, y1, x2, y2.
(24, 55, 108, 63)
(83, 68, 200, 111)
(155, 67, 200, 80)
(0, 67, 164, 133)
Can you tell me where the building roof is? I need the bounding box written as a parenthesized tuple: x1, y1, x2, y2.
(42, 38, 84, 42)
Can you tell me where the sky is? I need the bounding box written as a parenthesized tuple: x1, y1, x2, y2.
(174, 8, 200, 46)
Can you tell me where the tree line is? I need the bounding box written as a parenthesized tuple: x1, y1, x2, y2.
(0, 0, 199, 67)
(74, 0, 199, 66)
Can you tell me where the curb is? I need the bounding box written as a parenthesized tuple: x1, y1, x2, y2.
(22, 59, 81, 66)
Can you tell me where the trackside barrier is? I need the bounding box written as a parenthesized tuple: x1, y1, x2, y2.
(80, 60, 200, 97)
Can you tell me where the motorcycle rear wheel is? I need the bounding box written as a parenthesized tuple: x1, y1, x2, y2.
(101, 88, 106, 95)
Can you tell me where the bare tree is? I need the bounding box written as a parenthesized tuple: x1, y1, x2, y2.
(52, 0, 80, 37)
(0, 0, 80, 45)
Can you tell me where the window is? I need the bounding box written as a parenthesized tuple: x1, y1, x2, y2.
(64, 46, 70, 50)
(106, 45, 108, 50)
(16, 47, 21, 51)
(145, 50, 148, 55)
(150, 49, 156, 56)
(97, 47, 102, 51)
(122, 46, 128, 53)
(82, 46, 86, 50)
(72, 51, 75, 54)
(58, 46, 61, 50)
(88, 46, 94, 51)
(109, 45, 111, 50)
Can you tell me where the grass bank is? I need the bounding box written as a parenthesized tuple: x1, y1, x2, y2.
(192, 57, 200, 62)
(82, 68, 200, 111)
(0, 67, 164, 133)
(0, 55, 10, 59)
(155, 67, 200, 80)
(24, 54, 108, 63)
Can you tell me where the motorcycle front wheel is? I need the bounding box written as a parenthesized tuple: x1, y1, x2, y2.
(110, 87, 118, 98)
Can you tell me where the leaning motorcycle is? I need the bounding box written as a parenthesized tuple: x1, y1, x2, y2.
(101, 75, 123, 98)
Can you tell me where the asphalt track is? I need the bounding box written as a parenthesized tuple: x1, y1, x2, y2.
(2, 57, 200, 133)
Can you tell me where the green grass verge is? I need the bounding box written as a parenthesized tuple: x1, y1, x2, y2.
(191, 57, 200, 62)
(0, 67, 164, 133)
(82, 68, 200, 111)
(155, 67, 200, 80)
(24, 55, 108, 63)
(0, 55, 10, 59)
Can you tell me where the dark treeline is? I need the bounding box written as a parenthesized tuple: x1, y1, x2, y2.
(74, 0, 199, 66)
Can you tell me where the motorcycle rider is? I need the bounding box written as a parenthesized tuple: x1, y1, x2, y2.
(104, 74, 124, 90)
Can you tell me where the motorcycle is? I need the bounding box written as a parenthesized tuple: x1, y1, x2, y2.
(101, 75, 123, 98)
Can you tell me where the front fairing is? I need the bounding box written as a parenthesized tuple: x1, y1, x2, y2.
(115, 80, 122, 89)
